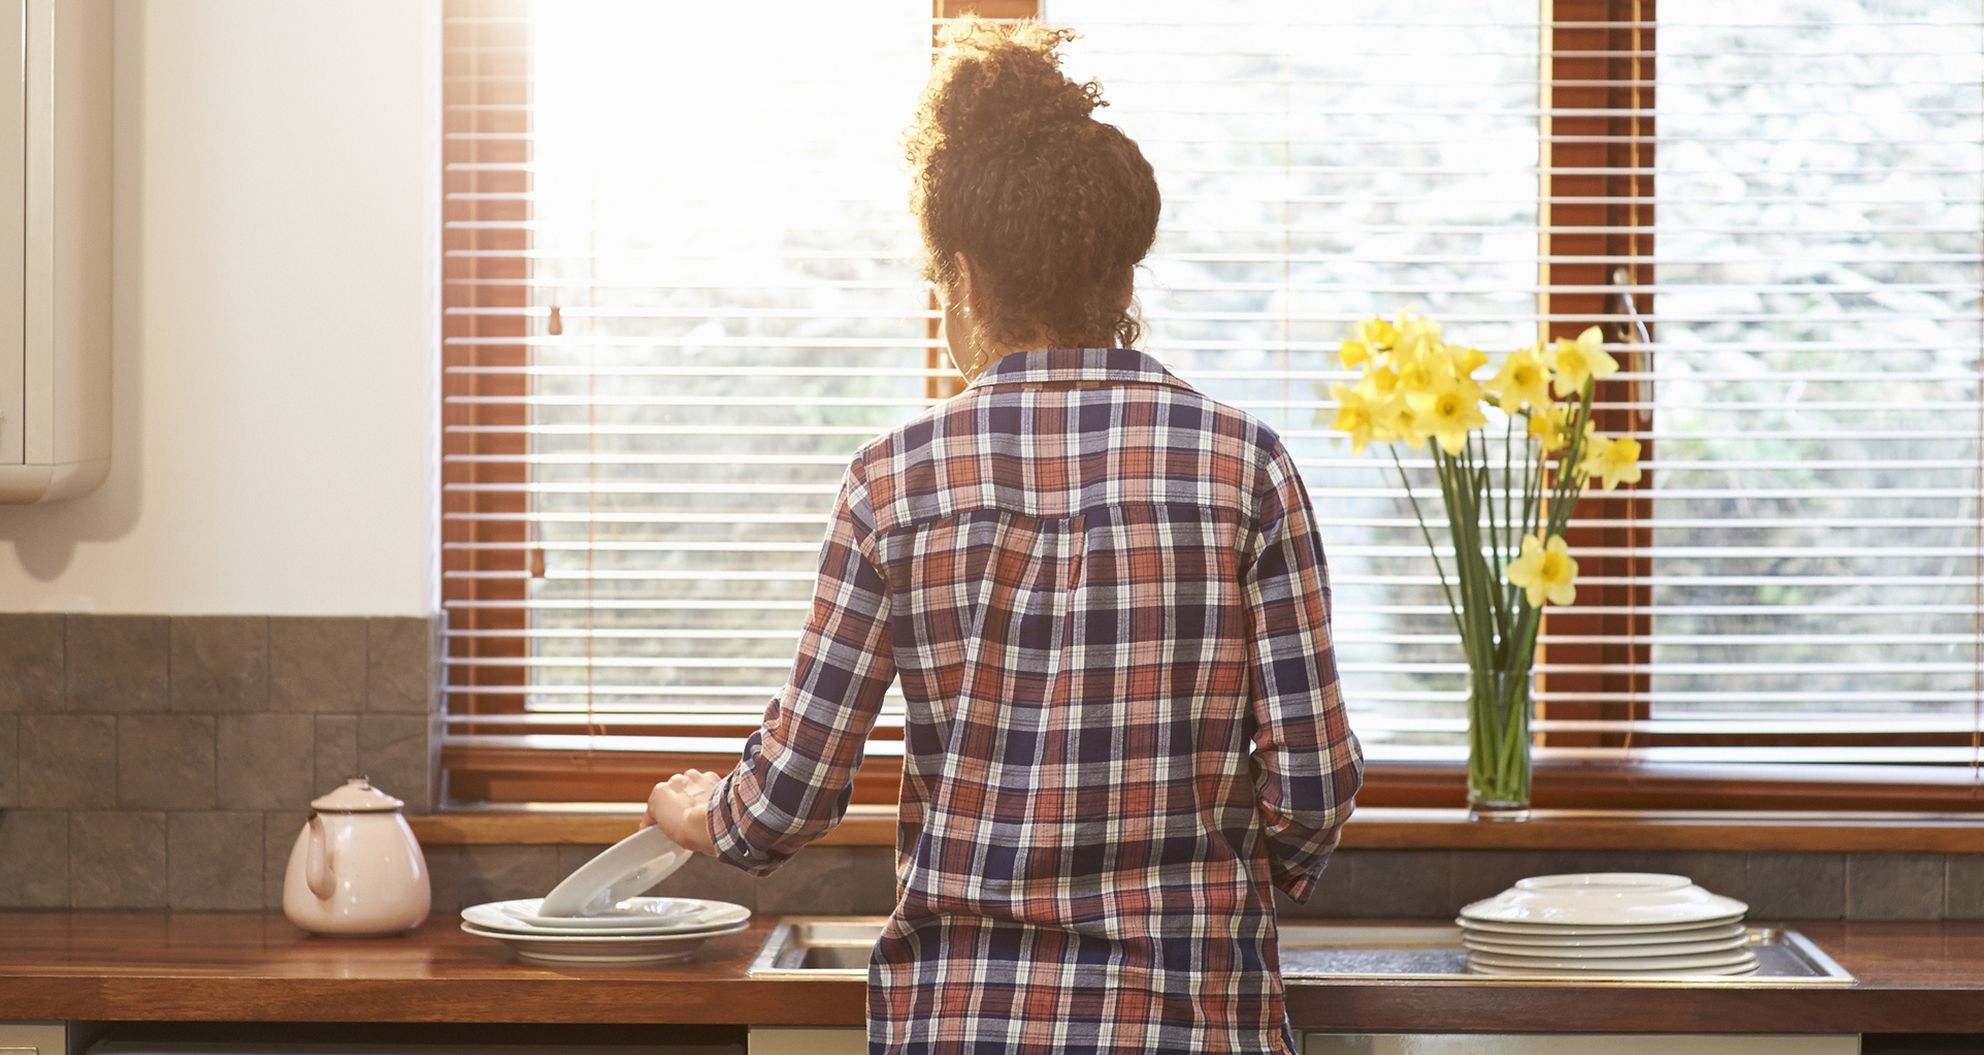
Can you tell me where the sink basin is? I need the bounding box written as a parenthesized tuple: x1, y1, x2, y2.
(749, 919, 1854, 986)
(751, 918, 887, 979)
(795, 945, 875, 970)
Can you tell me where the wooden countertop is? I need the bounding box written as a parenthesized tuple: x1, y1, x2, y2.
(2, 913, 1982, 1034)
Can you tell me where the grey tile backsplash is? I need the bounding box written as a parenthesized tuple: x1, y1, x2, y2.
(0, 612, 441, 910)
(1, 609, 1981, 921)
(169, 616, 271, 713)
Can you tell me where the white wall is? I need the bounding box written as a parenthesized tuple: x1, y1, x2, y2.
(0, 0, 439, 615)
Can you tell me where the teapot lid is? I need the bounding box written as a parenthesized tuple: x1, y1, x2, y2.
(311, 776, 404, 813)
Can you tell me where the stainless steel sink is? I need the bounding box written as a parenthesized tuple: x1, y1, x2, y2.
(752, 918, 885, 978)
(749, 919, 1854, 986)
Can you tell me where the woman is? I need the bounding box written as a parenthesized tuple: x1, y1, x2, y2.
(648, 18, 1362, 1054)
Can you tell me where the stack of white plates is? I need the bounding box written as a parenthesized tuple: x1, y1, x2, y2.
(461, 896, 750, 966)
(1458, 873, 1756, 977)
(462, 827, 749, 966)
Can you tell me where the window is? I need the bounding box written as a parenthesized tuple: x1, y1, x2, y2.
(441, 0, 1984, 810)
(1640, 2, 1984, 770)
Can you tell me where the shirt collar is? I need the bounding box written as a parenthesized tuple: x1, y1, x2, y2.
(965, 347, 1193, 392)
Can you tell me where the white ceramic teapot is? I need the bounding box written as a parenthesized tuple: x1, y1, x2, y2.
(282, 777, 431, 936)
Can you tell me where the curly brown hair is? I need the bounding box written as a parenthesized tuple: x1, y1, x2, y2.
(906, 16, 1161, 352)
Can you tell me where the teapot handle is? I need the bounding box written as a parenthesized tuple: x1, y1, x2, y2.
(305, 814, 337, 900)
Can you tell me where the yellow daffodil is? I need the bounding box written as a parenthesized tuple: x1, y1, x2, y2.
(1357, 316, 1397, 350)
(1527, 404, 1571, 452)
(1446, 344, 1488, 379)
(1488, 346, 1552, 413)
(1330, 382, 1378, 454)
(1340, 340, 1371, 370)
(1405, 376, 1488, 455)
(1392, 313, 1442, 365)
(1387, 403, 1427, 449)
(1581, 434, 1644, 491)
(1397, 358, 1436, 394)
(1548, 325, 1619, 397)
(1505, 534, 1579, 608)
(1360, 366, 1400, 398)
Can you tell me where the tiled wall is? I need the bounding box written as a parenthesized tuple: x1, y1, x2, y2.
(432, 845, 1984, 922)
(1286, 848, 1984, 922)
(0, 614, 442, 910)
(3, 611, 1980, 919)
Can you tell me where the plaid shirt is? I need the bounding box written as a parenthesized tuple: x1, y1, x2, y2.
(709, 347, 1363, 1054)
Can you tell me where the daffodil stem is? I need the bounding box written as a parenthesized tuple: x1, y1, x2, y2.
(1389, 444, 1463, 635)
(1501, 411, 1514, 577)
(1548, 381, 1597, 540)
(1435, 447, 1494, 673)
(1478, 431, 1501, 576)
(1527, 428, 1548, 541)
(1474, 431, 1508, 643)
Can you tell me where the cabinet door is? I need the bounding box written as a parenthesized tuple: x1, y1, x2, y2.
(0, 0, 22, 466)
(747, 1028, 867, 1055)
(0, 1021, 69, 1054)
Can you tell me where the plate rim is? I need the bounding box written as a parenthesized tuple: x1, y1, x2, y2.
(460, 918, 751, 945)
(1457, 896, 1749, 927)
(1467, 959, 1761, 978)
(1512, 872, 1695, 893)
(1466, 947, 1757, 971)
(511, 948, 701, 965)
(1455, 921, 1748, 947)
(1460, 935, 1751, 958)
(1456, 912, 1745, 935)
(462, 898, 747, 936)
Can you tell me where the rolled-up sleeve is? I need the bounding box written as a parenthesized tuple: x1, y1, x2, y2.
(705, 455, 897, 875)
(1241, 446, 1364, 902)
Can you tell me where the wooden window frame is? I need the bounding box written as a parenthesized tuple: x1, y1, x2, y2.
(441, 0, 533, 790)
(438, 0, 1984, 815)
(1536, 0, 1657, 755)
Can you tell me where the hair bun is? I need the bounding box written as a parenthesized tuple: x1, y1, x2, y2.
(921, 18, 1105, 154)
(906, 15, 1161, 352)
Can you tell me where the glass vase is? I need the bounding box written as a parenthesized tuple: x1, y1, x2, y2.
(1466, 664, 1534, 821)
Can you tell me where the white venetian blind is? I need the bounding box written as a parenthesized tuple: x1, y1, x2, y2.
(1048, 0, 1540, 765)
(443, 0, 1539, 784)
(441, 0, 1984, 802)
(1620, 0, 1984, 778)
(442, 0, 934, 779)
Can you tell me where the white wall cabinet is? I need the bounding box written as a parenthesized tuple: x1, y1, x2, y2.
(0, 0, 111, 503)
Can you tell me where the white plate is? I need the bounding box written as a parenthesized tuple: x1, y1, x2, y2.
(1468, 958, 1760, 978)
(461, 919, 750, 967)
(1458, 922, 1747, 948)
(500, 896, 704, 929)
(1460, 872, 1749, 927)
(538, 826, 692, 918)
(1467, 947, 1756, 972)
(462, 898, 750, 937)
(1462, 934, 1751, 959)
(1516, 872, 1693, 894)
(1458, 915, 1745, 937)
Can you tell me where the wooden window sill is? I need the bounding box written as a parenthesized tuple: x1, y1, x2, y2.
(408, 805, 1984, 854)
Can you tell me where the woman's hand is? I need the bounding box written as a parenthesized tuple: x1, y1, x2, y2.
(643, 768, 721, 856)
